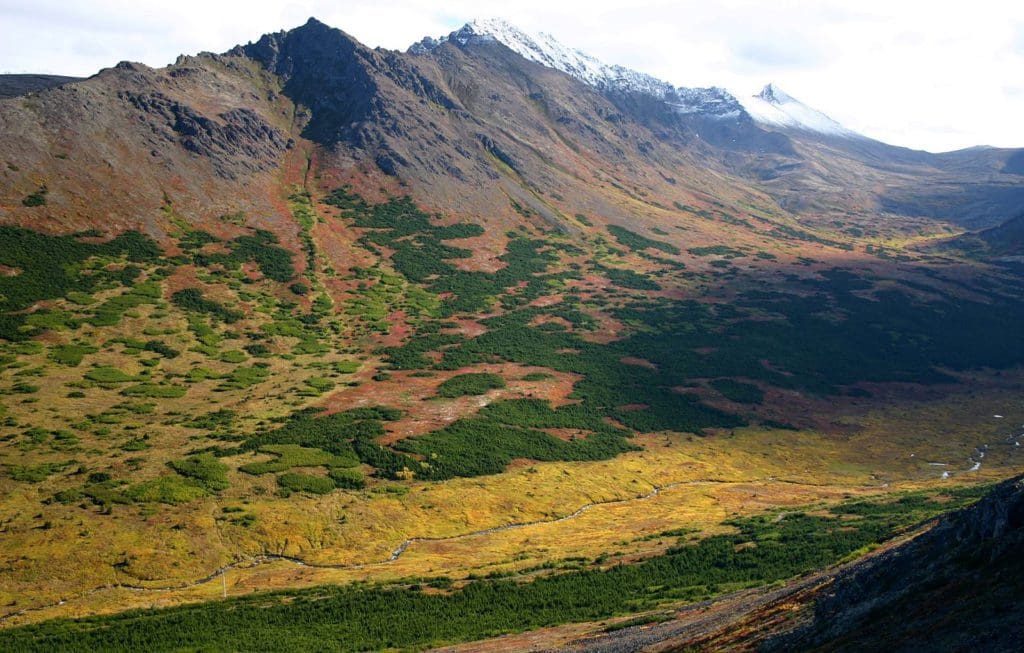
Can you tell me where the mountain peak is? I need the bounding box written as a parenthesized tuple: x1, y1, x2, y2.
(409, 19, 743, 120)
(411, 18, 618, 88)
(457, 17, 525, 41)
(740, 83, 857, 138)
(757, 83, 794, 105)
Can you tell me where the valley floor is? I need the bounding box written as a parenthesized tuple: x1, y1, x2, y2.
(2, 371, 1022, 630)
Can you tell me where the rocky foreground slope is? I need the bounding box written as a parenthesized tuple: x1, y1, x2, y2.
(761, 474, 1024, 652)
(448, 475, 1024, 652)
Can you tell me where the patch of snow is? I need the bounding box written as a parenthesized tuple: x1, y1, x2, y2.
(736, 83, 859, 137)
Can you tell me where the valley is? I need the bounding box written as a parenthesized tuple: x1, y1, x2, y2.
(1, 15, 1023, 651)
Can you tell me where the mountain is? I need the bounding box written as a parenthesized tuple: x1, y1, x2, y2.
(1, 16, 1024, 650)
(941, 211, 1024, 261)
(409, 19, 1024, 228)
(409, 18, 739, 118)
(738, 83, 860, 137)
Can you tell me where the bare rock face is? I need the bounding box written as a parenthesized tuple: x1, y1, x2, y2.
(233, 17, 455, 147)
(0, 52, 296, 238)
(120, 91, 288, 178)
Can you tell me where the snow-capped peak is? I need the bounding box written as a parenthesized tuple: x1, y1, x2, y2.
(738, 83, 858, 137)
(757, 83, 795, 104)
(409, 19, 743, 119)
(411, 18, 671, 97)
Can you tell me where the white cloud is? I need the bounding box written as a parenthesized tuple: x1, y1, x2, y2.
(1, 0, 1022, 152)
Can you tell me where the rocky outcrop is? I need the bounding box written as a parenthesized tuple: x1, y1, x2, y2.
(233, 18, 455, 147)
(120, 91, 288, 178)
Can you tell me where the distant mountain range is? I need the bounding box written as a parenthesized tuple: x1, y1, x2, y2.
(3, 17, 1023, 237)
(0, 74, 83, 99)
(411, 19, 856, 138)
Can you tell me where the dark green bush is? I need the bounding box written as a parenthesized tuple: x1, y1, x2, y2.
(435, 372, 506, 398)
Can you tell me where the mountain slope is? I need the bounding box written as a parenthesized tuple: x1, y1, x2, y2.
(410, 19, 1024, 228)
(762, 475, 1024, 652)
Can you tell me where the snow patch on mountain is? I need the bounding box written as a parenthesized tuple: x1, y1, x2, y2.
(412, 21, 860, 136)
(410, 18, 742, 120)
(739, 84, 858, 137)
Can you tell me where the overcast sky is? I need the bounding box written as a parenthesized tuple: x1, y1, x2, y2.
(2, 0, 1022, 152)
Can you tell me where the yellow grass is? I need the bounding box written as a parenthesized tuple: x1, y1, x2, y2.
(3, 370, 1022, 627)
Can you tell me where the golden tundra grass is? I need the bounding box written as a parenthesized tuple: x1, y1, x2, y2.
(3, 370, 1021, 626)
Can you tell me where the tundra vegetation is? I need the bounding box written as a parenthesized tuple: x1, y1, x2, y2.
(0, 188, 1022, 644)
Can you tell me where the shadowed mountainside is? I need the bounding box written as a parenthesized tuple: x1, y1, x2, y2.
(0, 74, 83, 99)
(760, 474, 1024, 652)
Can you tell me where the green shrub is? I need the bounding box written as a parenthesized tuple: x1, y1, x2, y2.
(125, 476, 207, 504)
(217, 365, 269, 390)
(243, 343, 271, 357)
(218, 350, 248, 363)
(50, 344, 98, 366)
(168, 454, 229, 492)
(0, 227, 160, 339)
(435, 373, 506, 398)
(239, 444, 351, 475)
(277, 472, 334, 495)
(21, 185, 48, 207)
(85, 367, 137, 383)
(334, 360, 360, 374)
(709, 379, 764, 404)
(607, 225, 680, 255)
(171, 288, 242, 324)
(143, 340, 180, 359)
(303, 377, 335, 394)
(65, 291, 96, 305)
(328, 468, 366, 489)
(6, 462, 66, 483)
(120, 383, 187, 398)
